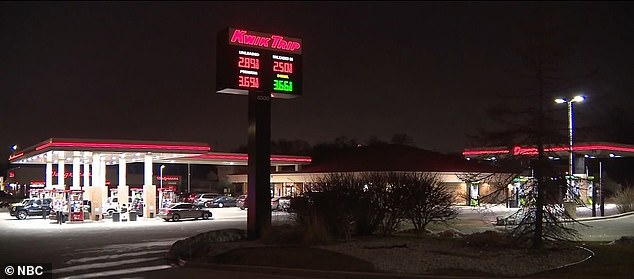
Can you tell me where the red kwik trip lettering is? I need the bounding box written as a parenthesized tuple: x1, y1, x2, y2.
(231, 30, 247, 43)
(228, 28, 302, 54)
(289, 41, 300, 51)
(231, 29, 271, 47)
(271, 35, 301, 52)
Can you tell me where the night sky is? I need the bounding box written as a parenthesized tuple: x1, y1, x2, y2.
(2, 2, 633, 166)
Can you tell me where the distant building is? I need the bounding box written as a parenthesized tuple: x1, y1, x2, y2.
(227, 144, 515, 206)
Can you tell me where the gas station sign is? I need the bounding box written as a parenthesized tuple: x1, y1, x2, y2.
(216, 28, 303, 98)
(215, 27, 304, 240)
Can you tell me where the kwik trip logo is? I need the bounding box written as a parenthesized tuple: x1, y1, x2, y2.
(229, 28, 302, 54)
(3, 263, 52, 278)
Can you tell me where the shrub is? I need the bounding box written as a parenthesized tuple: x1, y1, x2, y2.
(291, 172, 459, 239)
(288, 195, 334, 245)
(614, 186, 634, 213)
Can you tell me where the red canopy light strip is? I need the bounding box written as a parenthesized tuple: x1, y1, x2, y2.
(9, 152, 24, 160)
(35, 141, 210, 152)
(573, 144, 634, 153)
(271, 156, 312, 163)
(195, 154, 311, 163)
(197, 154, 249, 160)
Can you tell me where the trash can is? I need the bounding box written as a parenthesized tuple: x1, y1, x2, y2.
(112, 212, 121, 222)
(129, 211, 137, 221)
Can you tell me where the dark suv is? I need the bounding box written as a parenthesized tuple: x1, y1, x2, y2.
(195, 193, 221, 208)
(9, 198, 53, 220)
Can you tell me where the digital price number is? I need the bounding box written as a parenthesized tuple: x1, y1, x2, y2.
(216, 28, 303, 98)
(238, 76, 259, 88)
(238, 57, 259, 69)
(273, 79, 292, 92)
(273, 61, 293, 74)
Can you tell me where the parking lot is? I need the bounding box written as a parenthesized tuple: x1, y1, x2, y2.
(0, 206, 292, 229)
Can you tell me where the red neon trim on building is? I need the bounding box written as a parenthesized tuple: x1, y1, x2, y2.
(462, 149, 510, 156)
(8, 152, 24, 160)
(35, 141, 210, 152)
(464, 144, 634, 157)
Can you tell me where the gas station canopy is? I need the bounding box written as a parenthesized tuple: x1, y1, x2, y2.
(9, 138, 312, 166)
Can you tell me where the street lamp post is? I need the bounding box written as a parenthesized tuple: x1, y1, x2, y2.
(555, 95, 585, 201)
(159, 165, 165, 209)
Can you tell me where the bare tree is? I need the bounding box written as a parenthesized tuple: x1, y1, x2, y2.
(399, 173, 458, 232)
(467, 7, 591, 248)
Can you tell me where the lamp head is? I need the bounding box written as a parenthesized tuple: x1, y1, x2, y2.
(555, 98, 566, 104)
(571, 95, 585, 103)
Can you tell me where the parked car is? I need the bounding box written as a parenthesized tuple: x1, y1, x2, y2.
(236, 195, 247, 210)
(103, 197, 134, 216)
(271, 196, 292, 211)
(0, 191, 19, 208)
(195, 193, 221, 208)
(9, 198, 53, 220)
(210, 196, 237, 208)
(238, 196, 291, 211)
(179, 192, 198, 203)
(157, 202, 212, 222)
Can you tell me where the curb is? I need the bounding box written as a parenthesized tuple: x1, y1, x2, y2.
(575, 211, 634, 222)
(493, 210, 634, 227)
(525, 245, 595, 278)
(182, 261, 494, 279)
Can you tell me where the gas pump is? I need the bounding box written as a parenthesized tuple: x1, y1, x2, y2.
(68, 190, 84, 221)
(131, 188, 143, 200)
(29, 189, 43, 199)
(587, 183, 594, 205)
(159, 187, 176, 209)
(130, 188, 144, 215)
(110, 189, 118, 200)
(468, 182, 480, 206)
(51, 189, 67, 223)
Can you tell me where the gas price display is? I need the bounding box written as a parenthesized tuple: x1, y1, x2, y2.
(216, 28, 303, 99)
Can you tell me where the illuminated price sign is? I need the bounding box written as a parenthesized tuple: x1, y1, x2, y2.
(216, 28, 303, 99)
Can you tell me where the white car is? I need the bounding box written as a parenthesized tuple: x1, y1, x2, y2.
(103, 197, 133, 216)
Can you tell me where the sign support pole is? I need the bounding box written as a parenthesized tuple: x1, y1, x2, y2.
(247, 90, 271, 240)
